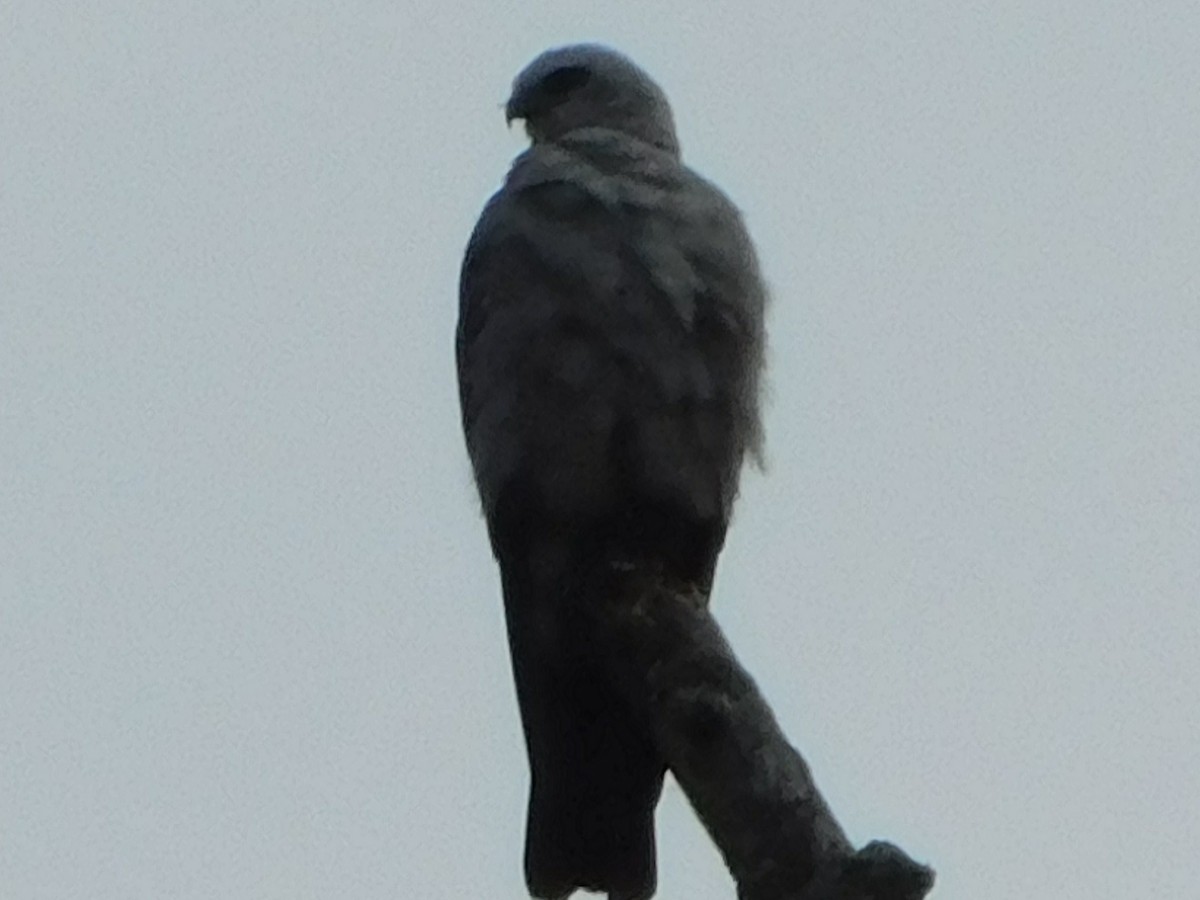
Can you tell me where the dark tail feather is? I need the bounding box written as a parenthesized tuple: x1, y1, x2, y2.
(526, 778, 660, 900)
(522, 665, 664, 900)
(501, 557, 665, 900)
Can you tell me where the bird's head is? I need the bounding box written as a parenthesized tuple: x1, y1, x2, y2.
(505, 44, 680, 156)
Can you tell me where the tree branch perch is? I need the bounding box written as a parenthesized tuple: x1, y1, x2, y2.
(581, 564, 935, 900)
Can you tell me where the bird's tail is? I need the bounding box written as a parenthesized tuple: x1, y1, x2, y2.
(521, 663, 664, 900)
(501, 550, 665, 900)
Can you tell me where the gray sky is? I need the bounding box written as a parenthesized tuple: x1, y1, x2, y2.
(3, 2, 1197, 898)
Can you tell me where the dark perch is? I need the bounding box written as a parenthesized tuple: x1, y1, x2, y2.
(580, 563, 935, 900)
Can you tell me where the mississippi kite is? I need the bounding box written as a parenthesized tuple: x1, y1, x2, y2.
(456, 44, 767, 900)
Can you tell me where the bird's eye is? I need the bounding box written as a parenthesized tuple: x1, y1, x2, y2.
(540, 65, 591, 97)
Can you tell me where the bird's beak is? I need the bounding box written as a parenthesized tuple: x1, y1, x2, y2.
(504, 94, 525, 129)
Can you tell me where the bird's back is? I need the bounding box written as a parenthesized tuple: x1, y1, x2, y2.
(458, 130, 765, 555)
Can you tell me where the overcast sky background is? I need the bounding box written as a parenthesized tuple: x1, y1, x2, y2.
(3, 2, 1198, 898)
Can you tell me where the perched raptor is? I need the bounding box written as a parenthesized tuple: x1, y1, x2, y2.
(456, 44, 767, 900)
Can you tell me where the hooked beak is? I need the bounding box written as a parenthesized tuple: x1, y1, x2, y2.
(504, 96, 521, 128)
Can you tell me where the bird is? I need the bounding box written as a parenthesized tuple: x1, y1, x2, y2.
(456, 44, 767, 900)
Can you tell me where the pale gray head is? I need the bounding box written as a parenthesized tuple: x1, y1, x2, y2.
(505, 44, 680, 156)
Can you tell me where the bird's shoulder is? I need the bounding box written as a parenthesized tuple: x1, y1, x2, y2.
(465, 135, 757, 277)
(458, 132, 766, 350)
